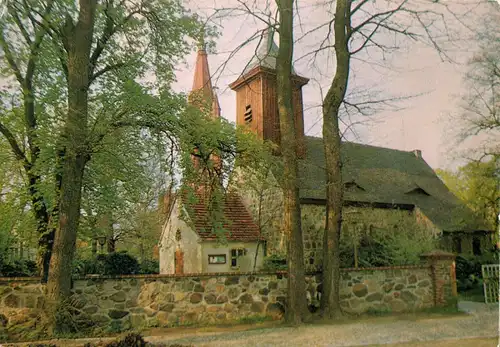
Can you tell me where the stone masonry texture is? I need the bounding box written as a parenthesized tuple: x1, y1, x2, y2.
(0, 256, 458, 331)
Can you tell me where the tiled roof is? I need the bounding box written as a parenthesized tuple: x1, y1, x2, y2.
(187, 192, 261, 242)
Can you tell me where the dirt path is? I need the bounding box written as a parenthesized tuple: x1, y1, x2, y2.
(146, 302, 498, 347)
(4, 302, 498, 347)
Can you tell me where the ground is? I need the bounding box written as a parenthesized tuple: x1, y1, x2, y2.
(4, 301, 498, 347)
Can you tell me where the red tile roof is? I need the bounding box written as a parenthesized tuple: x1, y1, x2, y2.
(186, 192, 261, 242)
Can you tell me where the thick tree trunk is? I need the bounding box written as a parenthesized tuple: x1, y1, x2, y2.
(321, 0, 351, 319)
(276, 0, 309, 325)
(46, 0, 97, 301)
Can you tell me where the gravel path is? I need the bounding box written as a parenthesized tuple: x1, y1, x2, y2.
(147, 302, 499, 347)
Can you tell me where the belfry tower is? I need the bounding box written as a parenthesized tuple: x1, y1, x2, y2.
(229, 26, 309, 157)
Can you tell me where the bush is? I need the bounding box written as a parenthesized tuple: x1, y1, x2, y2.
(73, 252, 140, 276)
(455, 251, 498, 292)
(103, 251, 139, 276)
(0, 260, 38, 277)
(262, 254, 287, 271)
(140, 259, 159, 274)
(73, 257, 105, 277)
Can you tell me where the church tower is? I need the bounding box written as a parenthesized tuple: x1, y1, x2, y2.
(229, 26, 309, 157)
(188, 39, 222, 174)
(189, 38, 221, 119)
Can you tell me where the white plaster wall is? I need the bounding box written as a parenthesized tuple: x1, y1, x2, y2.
(159, 199, 202, 274)
(201, 241, 264, 273)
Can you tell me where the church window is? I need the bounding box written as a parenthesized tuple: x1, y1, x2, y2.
(231, 248, 245, 267)
(244, 105, 252, 123)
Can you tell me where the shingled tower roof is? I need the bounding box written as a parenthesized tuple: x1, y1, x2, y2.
(243, 25, 296, 75)
(189, 38, 221, 118)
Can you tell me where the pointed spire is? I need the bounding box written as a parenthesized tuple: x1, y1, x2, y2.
(212, 87, 221, 118)
(190, 42, 213, 98)
(243, 23, 296, 75)
(188, 31, 220, 119)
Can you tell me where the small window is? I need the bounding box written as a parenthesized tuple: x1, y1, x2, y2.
(473, 237, 481, 256)
(231, 248, 245, 267)
(175, 229, 181, 242)
(452, 236, 462, 253)
(244, 105, 252, 123)
(405, 187, 430, 196)
(208, 254, 226, 264)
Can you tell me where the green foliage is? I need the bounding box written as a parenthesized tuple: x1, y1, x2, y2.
(140, 259, 159, 274)
(0, 0, 211, 282)
(0, 260, 38, 277)
(262, 254, 287, 271)
(73, 252, 152, 276)
(102, 252, 140, 276)
(455, 252, 497, 292)
(436, 159, 499, 232)
(340, 207, 440, 267)
(73, 257, 105, 277)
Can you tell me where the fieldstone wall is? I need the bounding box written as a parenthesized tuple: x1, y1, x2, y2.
(0, 254, 456, 330)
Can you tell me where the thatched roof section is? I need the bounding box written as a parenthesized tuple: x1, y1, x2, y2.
(298, 136, 489, 233)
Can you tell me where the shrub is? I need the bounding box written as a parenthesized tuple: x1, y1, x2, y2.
(73, 257, 105, 277)
(140, 259, 159, 274)
(103, 251, 139, 276)
(455, 252, 498, 292)
(0, 260, 38, 277)
(73, 252, 140, 276)
(262, 254, 287, 271)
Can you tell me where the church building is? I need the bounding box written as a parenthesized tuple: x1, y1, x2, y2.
(159, 27, 492, 275)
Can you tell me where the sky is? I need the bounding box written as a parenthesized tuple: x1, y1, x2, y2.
(172, 0, 498, 171)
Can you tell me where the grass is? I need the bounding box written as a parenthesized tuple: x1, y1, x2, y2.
(459, 287, 486, 303)
(355, 337, 498, 347)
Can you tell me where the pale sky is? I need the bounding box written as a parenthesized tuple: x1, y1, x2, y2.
(173, 0, 498, 171)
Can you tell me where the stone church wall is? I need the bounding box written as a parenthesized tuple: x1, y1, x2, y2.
(236, 168, 442, 271)
(0, 252, 456, 330)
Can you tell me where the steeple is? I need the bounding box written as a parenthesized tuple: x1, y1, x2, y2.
(188, 35, 220, 119)
(229, 24, 309, 158)
(188, 34, 222, 183)
(243, 25, 296, 75)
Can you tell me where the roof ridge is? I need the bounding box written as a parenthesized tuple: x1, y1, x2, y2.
(304, 135, 422, 157)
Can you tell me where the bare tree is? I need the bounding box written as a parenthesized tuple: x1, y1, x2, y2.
(316, 0, 472, 318)
(276, 0, 310, 324)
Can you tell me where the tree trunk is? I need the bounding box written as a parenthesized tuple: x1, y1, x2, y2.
(276, 0, 309, 325)
(320, 0, 351, 319)
(46, 0, 97, 301)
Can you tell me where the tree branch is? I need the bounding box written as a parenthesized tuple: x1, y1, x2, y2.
(0, 120, 30, 168)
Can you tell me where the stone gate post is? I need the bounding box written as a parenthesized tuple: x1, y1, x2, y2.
(420, 250, 457, 307)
